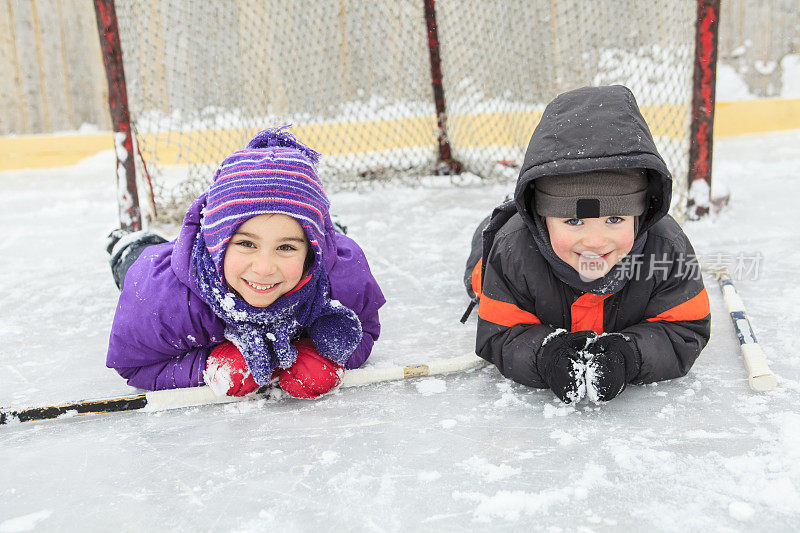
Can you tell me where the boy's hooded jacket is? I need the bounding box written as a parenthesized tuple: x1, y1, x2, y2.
(466, 85, 710, 387)
(107, 153, 385, 391)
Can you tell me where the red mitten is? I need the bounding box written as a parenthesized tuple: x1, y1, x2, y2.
(278, 338, 344, 399)
(204, 341, 259, 397)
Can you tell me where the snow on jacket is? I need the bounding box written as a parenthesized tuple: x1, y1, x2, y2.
(106, 195, 385, 390)
(465, 85, 711, 387)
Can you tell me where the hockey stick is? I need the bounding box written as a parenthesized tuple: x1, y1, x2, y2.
(712, 266, 777, 392)
(0, 353, 485, 425)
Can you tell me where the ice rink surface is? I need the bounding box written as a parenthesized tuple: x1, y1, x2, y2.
(1, 131, 799, 531)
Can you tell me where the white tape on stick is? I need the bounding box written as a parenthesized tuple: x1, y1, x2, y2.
(141, 353, 487, 411)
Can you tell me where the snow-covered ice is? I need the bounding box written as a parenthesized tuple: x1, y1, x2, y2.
(1, 130, 800, 531)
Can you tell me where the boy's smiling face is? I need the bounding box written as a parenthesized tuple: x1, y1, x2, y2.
(545, 215, 635, 281)
(223, 213, 310, 308)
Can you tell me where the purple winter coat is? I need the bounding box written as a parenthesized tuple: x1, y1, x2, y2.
(106, 195, 386, 390)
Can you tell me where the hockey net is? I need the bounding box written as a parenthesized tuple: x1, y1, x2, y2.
(111, 0, 697, 224)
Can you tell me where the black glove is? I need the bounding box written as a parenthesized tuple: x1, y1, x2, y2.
(537, 330, 596, 404)
(585, 334, 639, 402)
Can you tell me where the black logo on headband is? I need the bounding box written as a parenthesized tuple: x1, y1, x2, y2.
(576, 199, 600, 219)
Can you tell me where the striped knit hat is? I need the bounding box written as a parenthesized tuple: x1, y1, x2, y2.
(201, 126, 328, 279)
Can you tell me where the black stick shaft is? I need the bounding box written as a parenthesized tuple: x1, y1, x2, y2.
(1, 394, 147, 425)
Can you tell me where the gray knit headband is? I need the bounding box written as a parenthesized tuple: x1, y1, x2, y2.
(534, 169, 648, 218)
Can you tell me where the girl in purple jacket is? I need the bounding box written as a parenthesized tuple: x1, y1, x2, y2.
(106, 127, 385, 398)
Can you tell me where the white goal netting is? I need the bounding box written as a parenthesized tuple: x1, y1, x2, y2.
(113, 0, 696, 223)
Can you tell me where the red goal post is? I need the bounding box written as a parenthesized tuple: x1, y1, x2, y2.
(95, 0, 718, 229)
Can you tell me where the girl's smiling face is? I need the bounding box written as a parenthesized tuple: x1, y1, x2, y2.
(545, 215, 635, 281)
(222, 213, 310, 308)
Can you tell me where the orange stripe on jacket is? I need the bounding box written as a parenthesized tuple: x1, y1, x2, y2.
(571, 293, 611, 334)
(471, 258, 483, 297)
(478, 293, 541, 328)
(646, 288, 710, 323)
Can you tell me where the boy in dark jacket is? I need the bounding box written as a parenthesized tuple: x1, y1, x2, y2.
(464, 85, 710, 404)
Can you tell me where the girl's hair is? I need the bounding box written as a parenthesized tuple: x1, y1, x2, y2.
(303, 248, 315, 275)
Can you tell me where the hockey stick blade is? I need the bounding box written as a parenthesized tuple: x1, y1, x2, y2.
(1, 353, 485, 425)
(712, 267, 777, 392)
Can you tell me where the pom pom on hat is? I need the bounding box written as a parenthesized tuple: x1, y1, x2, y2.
(246, 125, 320, 165)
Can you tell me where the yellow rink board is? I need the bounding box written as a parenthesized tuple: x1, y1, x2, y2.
(714, 98, 800, 136)
(1, 99, 799, 171)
